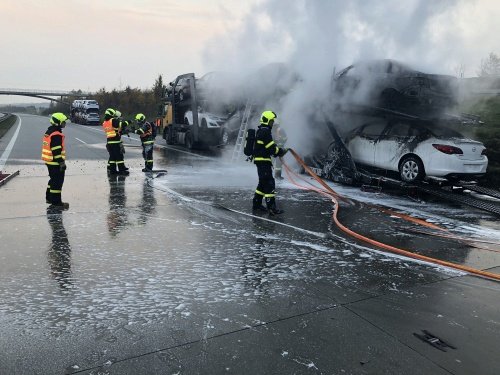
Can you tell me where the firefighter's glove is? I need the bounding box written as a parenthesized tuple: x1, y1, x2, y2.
(59, 161, 67, 172)
(120, 143, 125, 155)
(278, 148, 289, 157)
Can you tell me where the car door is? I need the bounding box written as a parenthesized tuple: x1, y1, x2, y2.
(347, 121, 387, 166)
(374, 122, 412, 170)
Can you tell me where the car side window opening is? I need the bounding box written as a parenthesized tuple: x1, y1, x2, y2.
(429, 125, 463, 138)
(387, 122, 412, 137)
(409, 125, 433, 140)
(359, 121, 388, 139)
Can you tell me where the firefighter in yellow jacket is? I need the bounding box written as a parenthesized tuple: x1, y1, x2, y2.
(252, 110, 288, 215)
(42, 113, 69, 209)
(134, 113, 156, 172)
(102, 108, 129, 175)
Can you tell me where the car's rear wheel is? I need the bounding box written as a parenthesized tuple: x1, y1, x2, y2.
(399, 155, 425, 182)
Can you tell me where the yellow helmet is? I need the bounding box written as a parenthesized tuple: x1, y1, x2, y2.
(260, 110, 277, 126)
(50, 113, 68, 126)
(105, 108, 116, 117)
(135, 113, 146, 123)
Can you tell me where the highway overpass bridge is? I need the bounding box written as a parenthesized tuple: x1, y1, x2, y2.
(0, 88, 92, 104)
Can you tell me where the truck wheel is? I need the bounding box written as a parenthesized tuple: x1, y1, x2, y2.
(166, 126, 174, 145)
(185, 131, 194, 149)
(399, 155, 425, 182)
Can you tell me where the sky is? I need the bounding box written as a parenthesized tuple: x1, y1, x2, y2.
(0, 0, 255, 103)
(1, 0, 499, 109)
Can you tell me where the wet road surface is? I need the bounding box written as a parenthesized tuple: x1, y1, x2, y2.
(0, 115, 500, 374)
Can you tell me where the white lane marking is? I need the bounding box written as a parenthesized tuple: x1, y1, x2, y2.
(0, 117, 22, 171)
(75, 137, 87, 144)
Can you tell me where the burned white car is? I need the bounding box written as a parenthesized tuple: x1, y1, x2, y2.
(184, 110, 229, 146)
(344, 120, 488, 182)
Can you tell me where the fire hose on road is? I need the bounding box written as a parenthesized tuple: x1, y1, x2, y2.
(283, 149, 500, 282)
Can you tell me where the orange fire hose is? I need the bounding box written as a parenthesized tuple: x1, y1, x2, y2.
(284, 149, 500, 282)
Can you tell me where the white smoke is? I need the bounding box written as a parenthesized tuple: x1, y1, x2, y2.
(202, 0, 500, 155)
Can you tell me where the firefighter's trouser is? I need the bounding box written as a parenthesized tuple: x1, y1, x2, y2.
(46, 164, 65, 204)
(106, 142, 126, 172)
(142, 143, 154, 170)
(253, 162, 277, 209)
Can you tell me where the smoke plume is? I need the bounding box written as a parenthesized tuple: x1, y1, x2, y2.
(202, 0, 500, 156)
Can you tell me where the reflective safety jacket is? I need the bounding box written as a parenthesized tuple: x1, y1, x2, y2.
(253, 125, 286, 164)
(135, 122, 155, 145)
(41, 126, 65, 165)
(102, 118, 122, 144)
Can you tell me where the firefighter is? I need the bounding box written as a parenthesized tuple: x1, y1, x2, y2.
(134, 113, 155, 172)
(252, 110, 288, 215)
(103, 108, 129, 175)
(42, 113, 70, 209)
(272, 119, 288, 179)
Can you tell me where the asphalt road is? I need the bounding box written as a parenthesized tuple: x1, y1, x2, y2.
(0, 114, 499, 375)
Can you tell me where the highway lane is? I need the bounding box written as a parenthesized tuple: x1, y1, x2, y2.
(1, 114, 500, 374)
(0, 114, 148, 174)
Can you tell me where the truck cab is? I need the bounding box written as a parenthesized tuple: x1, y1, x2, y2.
(160, 73, 229, 149)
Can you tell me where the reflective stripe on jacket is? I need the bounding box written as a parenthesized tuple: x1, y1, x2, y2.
(135, 122, 154, 145)
(103, 118, 123, 144)
(253, 126, 282, 164)
(103, 119, 116, 138)
(41, 130, 65, 165)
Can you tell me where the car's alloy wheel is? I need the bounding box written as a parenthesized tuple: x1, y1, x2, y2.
(399, 156, 424, 182)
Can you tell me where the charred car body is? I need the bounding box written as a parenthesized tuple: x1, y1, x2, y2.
(311, 59, 487, 184)
(345, 119, 487, 182)
(333, 59, 458, 117)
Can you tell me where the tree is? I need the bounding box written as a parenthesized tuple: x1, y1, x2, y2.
(153, 74, 166, 100)
(478, 52, 500, 77)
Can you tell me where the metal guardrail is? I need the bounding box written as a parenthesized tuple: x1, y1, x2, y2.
(0, 113, 13, 123)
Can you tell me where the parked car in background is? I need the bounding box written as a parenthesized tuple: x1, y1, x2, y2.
(333, 59, 458, 116)
(343, 120, 488, 182)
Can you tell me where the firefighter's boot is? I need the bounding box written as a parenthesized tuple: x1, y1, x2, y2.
(252, 193, 267, 212)
(107, 166, 118, 175)
(118, 165, 130, 175)
(49, 202, 69, 210)
(266, 197, 284, 215)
